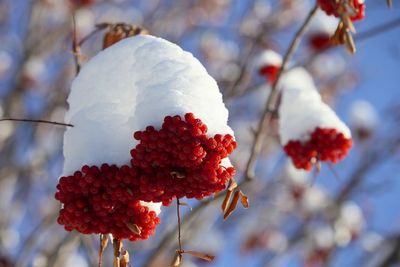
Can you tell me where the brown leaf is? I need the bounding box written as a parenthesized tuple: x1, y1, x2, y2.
(387, 0, 393, 8)
(344, 31, 356, 54)
(126, 223, 141, 235)
(120, 250, 130, 267)
(184, 250, 215, 262)
(223, 190, 240, 220)
(342, 14, 356, 33)
(98, 234, 109, 267)
(171, 251, 182, 267)
(239, 191, 249, 209)
(332, 22, 346, 46)
(103, 23, 149, 49)
(221, 189, 233, 213)
(227, 179, 238, 191)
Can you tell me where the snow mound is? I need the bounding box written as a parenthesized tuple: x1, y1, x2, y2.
(309, 9, 338, 35)
(279, 68, 351, 145)
(63, 35, 233, 175)
(253, 49, 282, 70)
(349, 100, 378, 130)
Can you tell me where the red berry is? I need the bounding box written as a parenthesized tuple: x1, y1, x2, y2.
(283, 127, 352, 171)
(130, 113, 237, 203)
(55, 165, 160, 241)
(317, 0, 365, 21)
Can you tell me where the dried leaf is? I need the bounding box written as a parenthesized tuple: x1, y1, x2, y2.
(126, 223, 141, 235)
(113, 239, 123, 267)
(332, 22, 345, 46)
(120, 250, 130, 267)
(387, 0, 393, 8)
(184, 250, 215, 262)
(170, 171, 186, 179)
(223, 190, 240, 220)
(171, 252, 182, 267)
(344, 31, 356, 54)
(98, 234, 109, 267)
(239, 191, 249, 209)
(103, 24, 148, 49)
(227, 179, 238, 191)
(221, 189, 233, 213)
(342, 14, 356, 33)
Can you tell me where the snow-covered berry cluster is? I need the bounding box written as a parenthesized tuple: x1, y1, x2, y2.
(55, 164, 160, 240)
(56, 35, 236, 240)
(318, 0, 365, 21)
(130, 113, 236, 205)
(279, 68, 352, 171)
(255, 50, 282, 83)
(307, 10, 341, 52)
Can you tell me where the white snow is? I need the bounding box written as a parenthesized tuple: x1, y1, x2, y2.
(349, 100, 378, 130)
(62, 35, 234, 213)
(312, 226, 334, 249)
(253, 49, 282, 71)
(308, 10, 338, 35)
(278, 68, 351, 145)
(284, 161, 309, 186)
(301, 185, 329, 212)
(140, 201, 161, 216)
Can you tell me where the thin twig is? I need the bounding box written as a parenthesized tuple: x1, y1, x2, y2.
(177, 198, 183, 262)
(78, 23, 111, 47)
(142, 181, 251, 267)
(72, 14, 81, 75)
(244, 3, 319, 179)
(0, 118, 73, 127)
(113, 238, 122, 267)
(356, 17, 400, 42)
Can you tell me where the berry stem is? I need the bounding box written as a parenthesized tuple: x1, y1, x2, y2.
(113, 238, 122, 267)
(98, 234, 108, 267)
(71, 13, 81, 75)
(176, 198, 183, 261)
(245, 3, 319, 179)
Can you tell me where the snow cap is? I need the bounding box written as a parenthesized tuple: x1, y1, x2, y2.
(309, 9, 339, 35)
(253, 49, 282, 70)
(349, 100, 378, 130)
(279, 68, 351, 145)
(63, 35, 233, 175)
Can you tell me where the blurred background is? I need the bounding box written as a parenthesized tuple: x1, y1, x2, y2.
(0, 0, 400, 266)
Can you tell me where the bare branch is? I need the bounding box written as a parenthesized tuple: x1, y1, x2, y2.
(0, 118, 73, 127)
(244, 3, 319, 179)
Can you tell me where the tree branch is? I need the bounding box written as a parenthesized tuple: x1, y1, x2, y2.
(0, 118, 73, 127)
(244, 3, 319, 179)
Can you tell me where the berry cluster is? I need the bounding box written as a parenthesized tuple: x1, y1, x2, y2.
(55, 164, 160, 241)
(70, 0, 95, 7)
(130, 113, 237, 205)
(56, 113, 237, 238)
(259, 65, 280, 83)
(317, 0, 365, 21)
(309, 34, 332, 51)
(284, 128, 352, 170)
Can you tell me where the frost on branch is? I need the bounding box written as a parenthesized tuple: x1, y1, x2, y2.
(56, 35, 236, 238)
(279, 68, 352, 170)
